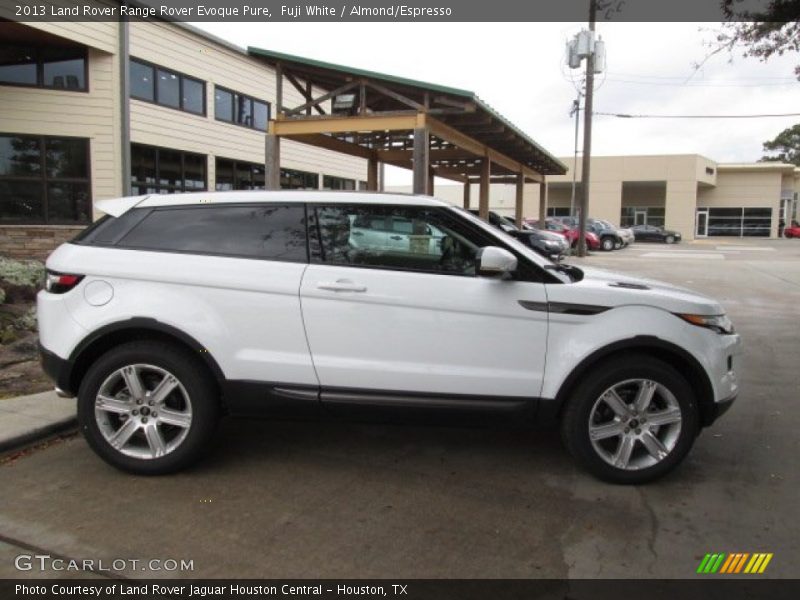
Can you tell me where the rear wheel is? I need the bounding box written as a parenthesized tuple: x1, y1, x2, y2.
(601, 237, 615, 251)
(78, 341, 219, 474)
(665, 235, 676, 244)
(561, 355, 699, 484)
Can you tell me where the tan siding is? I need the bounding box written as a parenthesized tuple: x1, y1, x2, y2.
(0, 48, 121, 209)
(128, 22, 365, 188)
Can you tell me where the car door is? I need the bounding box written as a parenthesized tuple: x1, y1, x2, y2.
(299, 203, 550, 410)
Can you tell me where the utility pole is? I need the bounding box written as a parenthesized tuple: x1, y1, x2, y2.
(578, 0, 597, 257)
(569, 96, 581, 218)
(566, 0, 604, 256)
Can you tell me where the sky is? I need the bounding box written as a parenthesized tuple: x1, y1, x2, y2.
(190, 21, 800, 185)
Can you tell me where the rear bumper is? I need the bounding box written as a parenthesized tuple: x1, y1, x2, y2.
(38, 342, 75, 396)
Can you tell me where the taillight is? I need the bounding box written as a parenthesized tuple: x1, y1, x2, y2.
(45, 270, 84, 294)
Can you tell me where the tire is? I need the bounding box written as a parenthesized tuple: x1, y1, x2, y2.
(560, 355, 699, 484)
(77, 340, 220, 475)
(665, 235, 675, 244)
(601, 237, 615, 251)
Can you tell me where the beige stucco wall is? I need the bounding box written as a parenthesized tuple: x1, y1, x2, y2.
(386, 182, 543, 219)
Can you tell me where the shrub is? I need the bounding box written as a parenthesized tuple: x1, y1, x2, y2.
(0, 258, 45, 288)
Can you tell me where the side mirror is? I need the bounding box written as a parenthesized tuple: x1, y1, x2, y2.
(476, 246, 517, 278)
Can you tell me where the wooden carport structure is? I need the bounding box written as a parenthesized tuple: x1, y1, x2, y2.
(247, 47, 567, 224)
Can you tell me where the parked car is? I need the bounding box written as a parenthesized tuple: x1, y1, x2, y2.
(783, 223, 800, 238)
(554, 216, 624, 251)
(631, 224, 682, 244)
(524, 218, 601, 251)
(595, 219, 635, 246)
(468, 210, 569, 260)
(38, 191, 741, 484)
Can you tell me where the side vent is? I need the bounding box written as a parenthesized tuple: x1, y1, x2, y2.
(609, 281, 650, 291)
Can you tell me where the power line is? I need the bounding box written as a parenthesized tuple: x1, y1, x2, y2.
(602, 78, 798, 88)
(594, 111, 800, 119)
(605, 71, 798, 82)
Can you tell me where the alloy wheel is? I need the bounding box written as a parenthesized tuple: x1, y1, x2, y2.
(587, 378, 682, 471)
(94, 364, 193, 460)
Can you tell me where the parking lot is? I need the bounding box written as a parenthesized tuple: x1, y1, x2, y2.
(0, 238, 798, 579)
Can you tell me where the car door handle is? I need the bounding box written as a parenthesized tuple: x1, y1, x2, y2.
(317, 280, 367, 293)
(352, 231, 364, 236)
(389, 235, 403, 240)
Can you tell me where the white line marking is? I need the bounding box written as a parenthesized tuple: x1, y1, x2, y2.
(714, 246, 775, 251)
(640, 252, 725, 260)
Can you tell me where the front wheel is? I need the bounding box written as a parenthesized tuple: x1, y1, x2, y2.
(665, 235, 675, 244)
(560, 355, 699, 484)
(601, 237, 615, 251)
(78, 341, 219, 475)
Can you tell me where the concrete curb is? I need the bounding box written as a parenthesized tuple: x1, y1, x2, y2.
(0, 415, 77, 454)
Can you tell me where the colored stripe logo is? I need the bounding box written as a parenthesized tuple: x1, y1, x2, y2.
(697, 552, 773, 574)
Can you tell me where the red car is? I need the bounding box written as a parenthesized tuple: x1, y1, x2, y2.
(784, 224, 800, 238)
(525, 218, 601, 250)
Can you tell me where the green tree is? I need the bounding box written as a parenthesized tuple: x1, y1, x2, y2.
(712, 1, 800, 78)
(761, 123, 800, 164)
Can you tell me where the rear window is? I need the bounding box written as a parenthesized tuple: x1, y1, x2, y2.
(117, 204, 308, 261)
(72, 210, 150, 246)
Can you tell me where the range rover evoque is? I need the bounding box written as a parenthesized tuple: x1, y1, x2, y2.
(37, 192, 742, 483)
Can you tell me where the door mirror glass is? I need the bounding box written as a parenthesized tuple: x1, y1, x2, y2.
(477, 246, 517, 278)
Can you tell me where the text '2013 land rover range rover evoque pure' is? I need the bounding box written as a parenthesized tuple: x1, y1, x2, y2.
(37, 192, 741, 483)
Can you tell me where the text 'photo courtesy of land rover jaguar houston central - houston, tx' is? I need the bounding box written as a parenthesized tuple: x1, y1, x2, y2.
(37, 192, 741, 483)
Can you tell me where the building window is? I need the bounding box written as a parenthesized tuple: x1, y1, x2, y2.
(214, 86, 270, 130)
(546, 207, 571, 217)
(0, 43, 87, 91)
(706, 207, 772, 237)
(620, 207, 665, 228)
(129, 59, 205, 115)
(358, 180, 369, 191)
(0, 134, 91, 224)
(323, 175, 356, 190)
(281, 168, 319, 190)
(215, 158, 265, 191)
(131, 144, 207, 195)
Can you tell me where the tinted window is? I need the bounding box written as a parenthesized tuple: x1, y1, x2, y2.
(182, 77, 204, 114)
(235, 94, 252, 127)
(42, 46, 86, 89)
(0, 45, 37, 85)
(156, 68, 180, 108)
(253, 100, 269, 130)
(45, 138, 87, 178)
(214, 88, 233, 121)
(281, 168, 318, 190)
(311, 205, 492, 276)
(131, 144, 206, 195)
(119, 205, 308, 261)
(0, 135, 41, 176)
(130, 60, 154, 101)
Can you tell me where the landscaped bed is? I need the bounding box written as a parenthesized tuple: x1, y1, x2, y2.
(0, 258, 51, 399)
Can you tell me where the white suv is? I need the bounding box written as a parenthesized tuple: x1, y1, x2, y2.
(37, 192, 741, 483)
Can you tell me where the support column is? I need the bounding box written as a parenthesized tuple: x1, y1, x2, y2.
(412, 126, 430, 195)
(479, 158, 491, 220)
(539, 180, 547, 225)
(463, 182, 471, 209)
(427, 166, 435, 196)
(265, 133, 281, 190)
(515, 173, 525, 227)
(367, 156, 379, 191)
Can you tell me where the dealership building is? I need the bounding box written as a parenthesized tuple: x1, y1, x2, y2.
(404, 154, 800, 241)
(0, 15, 566, 259)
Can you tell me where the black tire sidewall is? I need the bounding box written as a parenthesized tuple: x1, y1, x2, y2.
(561, 356, 699, 484)
(78, 341, 219, 475)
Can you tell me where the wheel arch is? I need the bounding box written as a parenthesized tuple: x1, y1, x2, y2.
(66, 318, 226, 399)
(549, 336, 716, 427)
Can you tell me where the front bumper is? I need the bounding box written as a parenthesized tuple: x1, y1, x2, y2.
(701, 392, 736, 426)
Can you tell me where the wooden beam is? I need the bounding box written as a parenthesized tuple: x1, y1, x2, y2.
(284, 71, 325, 116)
(285, 80, 360, 116)
(275, 62, 283, 115)
(265, 134, 280, 190)
(367, 156, 378, 191)
(479, 158, 491, 221)
(412, 126, 429, 195)
(427, 166, 435, 196)
(515, 172, 524, 227)
(539, 179, 547, 225)
(286, 133, 374, 160)
(272, 114, 419, 136)
(365, 80, 425, 111)
(463, 181, 471, 209)
(377, 147, 479, 162)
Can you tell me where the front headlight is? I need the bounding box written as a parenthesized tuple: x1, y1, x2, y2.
(678, 313, 735, 335)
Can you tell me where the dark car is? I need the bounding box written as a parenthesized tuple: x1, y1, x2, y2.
(468, 210, 569, 259)
(631, 224, 682, 244)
